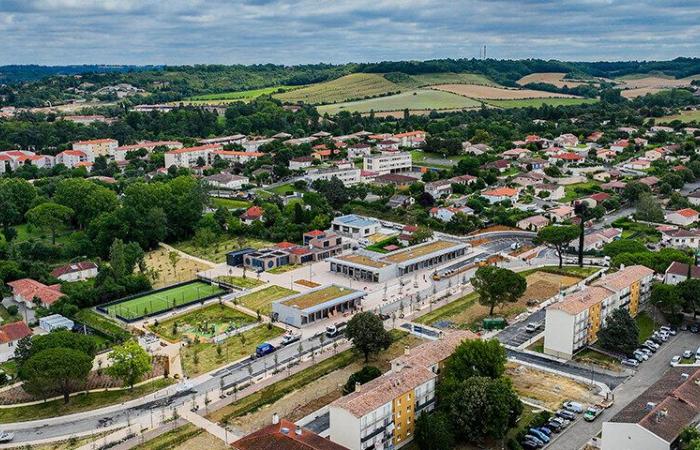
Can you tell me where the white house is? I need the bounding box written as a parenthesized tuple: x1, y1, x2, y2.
(665, 208, 699, 227)
(516, 215, 550, 231)
(289, 156, 314, 170)
(664, 261, 700, 285)
(0, 322, 32, 362)
(429, 206, 474, 222)
(660, 228, 700, 249)
(481, 187, 519, 204)
(424, 180, 454, 198)
(203, 172, 250, 190)
(50, 261, 98, 282)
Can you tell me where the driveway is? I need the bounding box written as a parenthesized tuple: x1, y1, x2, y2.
(548, 331, 700, 450)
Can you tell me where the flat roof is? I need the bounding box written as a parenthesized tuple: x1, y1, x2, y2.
(381, 239, 461, 264)
(333, 214, 378, 228)
(335, 254, 390, 269)
(278, 285, 365, 313)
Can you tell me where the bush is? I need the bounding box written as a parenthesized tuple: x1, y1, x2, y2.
(6, 305, 18, 316)
(343, 366, 381, 394)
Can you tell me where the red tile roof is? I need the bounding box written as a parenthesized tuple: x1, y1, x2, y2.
(0, 321, 32, 344)
(7, 278, 64, 306)
(305, 230, 325, 237)
(675, 208, 699, 218)
(51, 261, 98, 278)
(233, 419, 349, 450)
(275, 241, 297, 249)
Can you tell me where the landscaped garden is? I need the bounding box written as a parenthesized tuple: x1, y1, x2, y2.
(174, 237, 275, 263)
(148, 303, 257, 342)
(235, 285, 297, 314)
(216, 275, 266, 289)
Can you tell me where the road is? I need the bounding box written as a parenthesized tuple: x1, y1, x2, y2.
(548, 330, 700, 450)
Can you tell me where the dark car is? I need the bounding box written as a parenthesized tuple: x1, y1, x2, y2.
(378, 313, 391, 321)
(690, 323, 700, 333)
(556, 409, 576, 421)
(521, 440, 540, 450)
(546, 420, 562, 432)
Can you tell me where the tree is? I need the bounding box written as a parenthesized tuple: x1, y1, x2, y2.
(537, 225, 579, 268)
(53, 178, 119, 229)
(441, 376, 522, 442)
(415, 412, 455, 450)
(443, 339, 506, 382)
(25, 202, 74, 245)
(18, 330, 97, 367)
(622, 181, 651, 203)
(473, 266, 527, 316)
(342, 366, 381, 394)
(106, 340, 152, 389)
(603, 239, 647, 257)
(20, 348, 92, 403)
(651, 283, 684, 323)
(409, 227, 434, 246)
(635, 193, 664, 222)
(597, 308, 639, 355)
(679, 278, 700, 318)
(574, 202, 593, 267)
(345, 312, 392, 362)
(168, 251, 181, 280)
(110, 238, 127, 280)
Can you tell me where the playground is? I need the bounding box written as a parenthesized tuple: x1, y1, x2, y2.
(102, 280, 225, 321)
(148, 303, 256, 342)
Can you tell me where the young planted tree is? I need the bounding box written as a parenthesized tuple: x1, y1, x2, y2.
(168, 251, 181, 281)
(345, 312, 392, 362)
(25, 202, 74, 245)
(537, 225, 579, 268)
(472, 266, 527, 316)
(107, 340, 153, 389)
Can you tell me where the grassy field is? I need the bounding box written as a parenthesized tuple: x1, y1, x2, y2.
(0, 378, 173, 423)
(148, 303, 256, 342)
(187, 86, 297, 101)
(574, 348, 620, 369)
(74, 308, 131, 343)
(485, 97, 598, 108)
(407, 72, 499, 87)
(216, 275, 266, 289)
(268, 182, 305, 195)
(658, 109, 700, 124)
(236, 285, 297, 315)
(181, 324, 283, 377)
(131, 423, 230, 450)
(317, 89, 483, 115)
(636, 311, 656, 342)
(144, 246, 212, 288)
(274, 73, 398, 105)
(0, 223, 73, 247)
(210, 197, 251, 209)
(174, 237, 275, 263)
(562, 181, 601, 202)
(105, 281, 225, 320)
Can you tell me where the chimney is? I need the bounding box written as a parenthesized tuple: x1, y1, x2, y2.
(404, 345, 410, 356)
(272, 412, 280, 425)
(392, 360, 403, 373)
(295, 425, 302, 436)
(355, 382, 361, 393)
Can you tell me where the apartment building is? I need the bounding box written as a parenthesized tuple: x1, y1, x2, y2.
(56, 150, 93, 168)
(198, 134, 246, 146)
(543, 265, 654, 359)
(72, 138, 118, 157)
(363, 151, 412, 175)
(305, 167, 362, 186)
(393, 131, 426, 148)
(164, 144, 222, 168)
(112, 140, 182, 161)
(0, 150, 53, 174)
(211, 150, 264, 165)
(329, 331, 474, 450)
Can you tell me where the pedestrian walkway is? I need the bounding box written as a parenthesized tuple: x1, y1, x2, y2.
(180, 408, 240, 444)
(158, 242, 217, 268)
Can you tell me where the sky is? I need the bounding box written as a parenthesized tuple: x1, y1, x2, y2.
(1, 0, 700, 65)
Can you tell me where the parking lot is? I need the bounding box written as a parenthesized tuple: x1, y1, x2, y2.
(548, 330, 700, 450)
(498, 309, 546, 347)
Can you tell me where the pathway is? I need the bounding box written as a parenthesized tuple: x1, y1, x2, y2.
(158, 242, 218, 268)
(180, 409, 240, 444)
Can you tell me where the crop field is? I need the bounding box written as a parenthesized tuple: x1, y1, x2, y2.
(485, 98, 598, 108)
(432, 83, 579, 99)
(621, 87, 669, 99)
(408, 72, 499, 87)
(187, 85, 297, 101)
(274, 73, 399, 104)
(516, 72, 589, 88)
(317, 89, 483, 115)
(103, 281, 225, 320)
(659, 109, 700, 124)
(615, 74, 697, 89)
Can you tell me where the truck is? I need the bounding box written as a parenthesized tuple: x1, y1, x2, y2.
(583, 406, 603, 422)
(281, 332, 301, 346)
(254, 342, 276, 358)
(326, 321, 347, 338)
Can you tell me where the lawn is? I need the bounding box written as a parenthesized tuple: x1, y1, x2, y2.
(636, 311, 656, 343)
(74, 308, 132, 343)
(612, 218, 661, 243)
(104, 281, 225, 320)
(485, 98, 598, 108)
(658, 109, 700, 124)
(268, 183, 304, 196)
(216, 275, 266, 289)
(0, 305, 21, 324)
(365, 236, 403, 253)
(0, 378, 173, 423)
(173, 237, 275, 264)
(267, 264, 302, 274)
(181, 324, 284, 377)
(235, 285, 297, 315)
(210, 197, 251, 209)
(561, 181, 601, 203)
(148, 303, 256, 342)
(0, 222, 73, 246)
(317, 89, 483, 115)
(414, 292, 479, 326)
(274, 73, 398, 105)
(187, 85, 297, 101)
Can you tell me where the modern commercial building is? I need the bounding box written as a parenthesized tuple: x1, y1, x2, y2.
(331, 215, 380, 239)
(328, 331, 475, 450)
(305, 167, 362, 186)
(363, 151, 412, 175)
(271, 285, 365, 327)
(327, 239, 468, 283)
(304, 230, 345, 260)
(543, 265, 654, 359)
(244, 248, 292, 272)
(602, 367, 700, 450)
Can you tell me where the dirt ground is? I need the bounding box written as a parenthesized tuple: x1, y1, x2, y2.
(507, 362, 600, 410)
(219, 334, 424, 434)
(432, 84, 578, 99)
(621, 87, 666, 98)
(517, 72, 589, 88)
(520, 271, 580, 305)
(173, 431, 229, 450)
(144, 246, 213, 288)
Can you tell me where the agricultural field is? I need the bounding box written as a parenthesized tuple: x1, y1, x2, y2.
(274, 73, 398, 105)
(658, 109, 700, 124)
(103, 281, 225, 321)
(485, 97, 598, 108)
(517, 72, 590, 88)
(186, 85, 297, 101)
(407, 72, 499, 87)
(317, 89, 483, 115)
(235, 285, 297, 315)
(174, 237, 275, 264)
(143, 246, 212, 288)
(148, 303, 256, 342)
(615, 73, 698, 88)
(431, 83, 578, 99)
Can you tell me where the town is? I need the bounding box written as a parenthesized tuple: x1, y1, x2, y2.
(2, 26, 700, 450)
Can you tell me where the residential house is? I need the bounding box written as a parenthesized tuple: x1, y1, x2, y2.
(72, 138, 118, 157)
(596, 149, 617, 162)
(554, 133, 579, 148)
(289, 156, 314, 170)
(643, 148, 667, 161)
(569, 228, 621, 252)
(610, 139, 631, 153)
(601, 367, 700, 450)
(664, 261, 700, 285)
(50, 261, 98, 282)
(284, 137, 318, 146)
(534, 183, 565, 200)
(513, 172, 547, 187)
(687, 190, 700, 207)
(363, 151, 412, 175)
(601, 180, 627, 193)
(397, 225, 418, 246)
(424, 180, 453, 198)
(580, 192, 611, 208)
(0, 322, 32, 363)
(387, 195, 414, 209)
(547, 205, 575, 223)
(203, 172, 249, 190)
(233, 417, 349, 450)
(665, 208, 699, 227)
(623, 159, 652, 171)
(587, 131, 604, 142)
(7, 278, 64, 309)
(481, 159, 510, 172)
(516, 215, 549, 231)
(240, 206, 264, 225)
(374, 173, 416, 188)
(481, 187, 519, 204)
(649, 125, 674, 134)
(242, 138, 274, 152)
(347, 143, 372, 158)
(502, 148, 532, 160)
(393, 131, 426, 148)
(55, 150, 93, 168)
(550, 152, 584, 164)
(462, 142, 490, 155)
(429, 206, 474, 222)
(449, 174, 478, 186)
(518, 158, 548, 170)
(376, 139, 400, 152)
(198, 135, 246, 146)
(660, 228, 700, 249)
(544, 265, 654, 359)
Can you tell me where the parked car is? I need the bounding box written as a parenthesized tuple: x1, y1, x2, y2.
(683, 350, 693, 359)
(633, 350, 648, 361)
(638, 347, 652, 357)
(644, 340, 660, 350)
(525, 322, 543, 333)
(529, 428, 550, 443)
(556, 410, 576, 421)
(378, 313, 390, 321)
(551, 416, 570, 427)
(546, 420, 562, 432)
(521, 440, 541, 450)
(584, 406, 603, 422)
(690, 323, 699, 333)
(524, 435, 544, 447)
(563, 401, 584, 413)
(0, 432, 14, 443)
(660, 326, 677, 336)
(536, 427, 552, 437)
(671, 355, 682, 365)
(621, 358, 639, 367)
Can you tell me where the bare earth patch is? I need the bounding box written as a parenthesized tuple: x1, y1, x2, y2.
(517, 72, 588, 88)
(172, 431, 229, 450)
(144, 246, 211, 288)
(507, 363, 600, 410)
(431, 84, 578, 99)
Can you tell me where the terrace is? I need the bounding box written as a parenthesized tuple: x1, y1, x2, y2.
(281, 285, 351, 310)
(273, 285, 366, 327)
(336, 254, 390, 269)
(381, 239, 460, 264)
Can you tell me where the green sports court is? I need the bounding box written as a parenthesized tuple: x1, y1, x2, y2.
(103, 281, 225, 321)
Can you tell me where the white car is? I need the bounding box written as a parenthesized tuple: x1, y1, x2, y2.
(633, 350, 649, 361)
(621, 358, 639, 367)
(0, 432, 13, 443)
(660, 326, 677, 336)
(683, 350, 693, 359)
(671, 356, 682, 365)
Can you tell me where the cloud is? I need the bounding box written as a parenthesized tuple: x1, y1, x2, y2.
(0, 0, 699, 65)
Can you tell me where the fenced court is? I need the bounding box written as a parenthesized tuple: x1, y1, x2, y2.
(101, 281, 226, 321)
